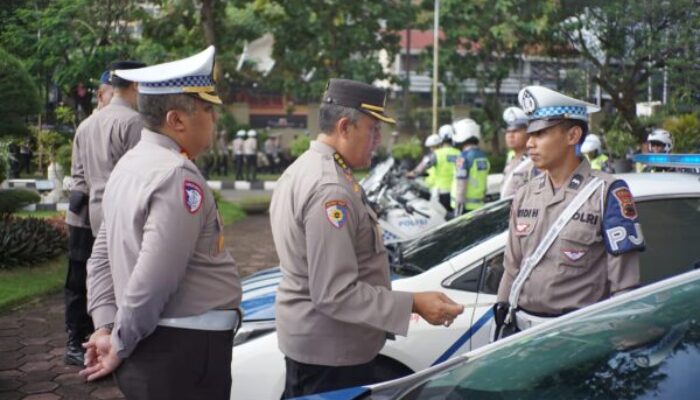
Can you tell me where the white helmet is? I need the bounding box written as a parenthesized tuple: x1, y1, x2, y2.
(647, 129, 672, 153)
(452, 118, 481, 144)
(502, 106, 528, 130)
(424, 134, 441, 148)
(236, 129, 246, 138)
(581, 133, 602, 154)
(247, 129, 257, 138)
(438, 124, 455, 142)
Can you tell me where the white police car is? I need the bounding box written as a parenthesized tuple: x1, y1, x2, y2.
(292, 266, 700, 399)
(232, 168, 700, 400)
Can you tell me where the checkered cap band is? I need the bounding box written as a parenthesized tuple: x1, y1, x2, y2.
(532, 106, 587, 120)
(140, 75, 213, 88)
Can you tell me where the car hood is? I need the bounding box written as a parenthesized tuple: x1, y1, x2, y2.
(241, 266, 407, 322)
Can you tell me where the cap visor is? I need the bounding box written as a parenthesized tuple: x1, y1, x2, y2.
(527, 119, 562, 134)
(365, 110, 396, 124)
(197, 92, 222, 105)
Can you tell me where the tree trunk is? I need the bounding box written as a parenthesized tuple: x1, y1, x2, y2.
(197, 0, 231, 102)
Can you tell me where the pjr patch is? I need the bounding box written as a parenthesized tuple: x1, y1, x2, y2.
(612, 187, 638, 220)
(325, 200, 349, 229)
(455, 157, 465, 169)
(183, 180, 204, 214)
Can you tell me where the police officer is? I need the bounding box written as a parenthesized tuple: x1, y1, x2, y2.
(581, 133, 613, 172)
(80, 47, 241, 400)
(494, 86, 644, 340)
(232, 129, 246, 180)
(432, 125, 461, 211)
(63, 62, 144, 365)
(500, 107, 540, 198)
(71, 60, 146, 239)
(451, 118, 490, 216)
(244, 129, 258, 181)
(642, 129, 675, 172)
(270, 78, 464, 398)
(95, 70, 114, 111)
(406, 133, 442, 189)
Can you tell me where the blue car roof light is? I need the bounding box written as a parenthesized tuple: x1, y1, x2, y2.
(633, 153, 700, 169)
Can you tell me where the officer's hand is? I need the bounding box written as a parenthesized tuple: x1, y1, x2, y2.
(405, 171, 416, 178)
(412, 292, 464, 327)
(79, 334, 122, 381)
(82, 328, 111, 368)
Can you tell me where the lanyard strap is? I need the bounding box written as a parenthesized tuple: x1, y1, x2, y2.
(508, 177, 604, 312)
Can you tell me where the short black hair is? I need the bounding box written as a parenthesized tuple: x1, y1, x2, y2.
(108, 60, 146, 89)
(138, 93, 197, 131)
(319, 103, 364, 134)
(559, 119, 588, 143)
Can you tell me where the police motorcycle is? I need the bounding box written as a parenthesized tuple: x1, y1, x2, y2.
(360, 157, 447, 244)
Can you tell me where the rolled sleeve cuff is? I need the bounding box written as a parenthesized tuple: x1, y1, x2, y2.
(112, 327, 133, 359)
(389, 291, 414, 337)
(91, 304, 117, 329)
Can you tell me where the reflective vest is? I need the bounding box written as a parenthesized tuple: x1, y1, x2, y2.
(589, 154, 609, 171)
(433, 146, 461, 192)
(451, 148, 490, 211)
(506, 149, 515, 163)
(425, 166, 437, 188)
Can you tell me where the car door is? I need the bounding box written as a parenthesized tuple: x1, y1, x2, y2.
(636, 196, 700, 284)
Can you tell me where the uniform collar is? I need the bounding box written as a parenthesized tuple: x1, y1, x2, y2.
(536, 158, 592, 206)
(140, 129, 182, 154)
(310, 140, 336, 155)
(109, 96, 132, 109)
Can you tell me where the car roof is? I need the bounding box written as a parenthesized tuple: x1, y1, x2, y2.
(620, 172, 700, 198)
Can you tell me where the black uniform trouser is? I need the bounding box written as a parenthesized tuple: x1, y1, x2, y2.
(114, 326, 234, 400)
(65, 226, 95, 335)
(439, 193, 453, 213)
(283, 356, 378, 399)
(246, 154, 257, 181)
(234, 155, 244, 180)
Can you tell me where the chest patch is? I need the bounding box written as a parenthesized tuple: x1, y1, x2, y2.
(325, 200, 349, 229)
(562, 249, 587, 261)
(517, 208, 539, 218)
(515, 223, 530, 234)
(612, 187, 638, 220)
(183, 180, 204, 214)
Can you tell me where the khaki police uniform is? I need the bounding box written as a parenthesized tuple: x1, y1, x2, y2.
(497, 157, 643, 316)
(86, 46, 240, 400)
(72, 96, 144, 236)
(500, 156, 539, 198)
(271, 141, 414, 366)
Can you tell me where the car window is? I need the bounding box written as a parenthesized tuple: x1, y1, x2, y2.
(479, 252, 505, 295)
(637, 197, 700, 285)
(400, 273, 700, 400)
(399, 200, 511, 273)
(443, 262, 482, 292)
(443, 251, 505, 294)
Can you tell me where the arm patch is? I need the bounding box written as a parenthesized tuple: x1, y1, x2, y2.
(602, 180, 645, 255)
(455, 153, 470, 180)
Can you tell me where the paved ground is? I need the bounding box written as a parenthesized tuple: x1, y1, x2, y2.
(0, 213, 277, 400)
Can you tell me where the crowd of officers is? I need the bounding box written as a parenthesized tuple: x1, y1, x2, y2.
(58, 43, 672, 400)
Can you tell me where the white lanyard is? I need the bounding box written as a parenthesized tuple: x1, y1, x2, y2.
(508, 177, 604, 313)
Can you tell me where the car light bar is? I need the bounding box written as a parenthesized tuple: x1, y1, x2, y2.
(632, 154, 700, 169)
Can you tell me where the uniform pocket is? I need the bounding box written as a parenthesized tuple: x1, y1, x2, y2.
(558, 226, 597, 271)
(364, 203, 384, 254)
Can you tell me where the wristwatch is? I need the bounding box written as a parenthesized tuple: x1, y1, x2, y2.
(99, 323, 114, 333)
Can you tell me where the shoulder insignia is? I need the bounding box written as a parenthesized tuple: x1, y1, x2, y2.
(183, 180, 204, 214)
(611, 186, 638, 220)
(568, 174, 583, 190)
(603, 180, 645, 255)
(325, 200, 349, 229)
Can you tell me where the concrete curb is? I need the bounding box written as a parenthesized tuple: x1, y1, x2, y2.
(206, 180, 276, 191)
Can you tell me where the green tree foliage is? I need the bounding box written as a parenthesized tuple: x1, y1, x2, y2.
(434, 0, 556, 153)
(0, 47, 41, 137)
(550, 0, 700, 142)
(664, 114, 700, 153)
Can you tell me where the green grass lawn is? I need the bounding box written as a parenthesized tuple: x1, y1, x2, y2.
(15, 210, 64, 219)
(218, 199, 248, 226)
(0, 254, 67, 311)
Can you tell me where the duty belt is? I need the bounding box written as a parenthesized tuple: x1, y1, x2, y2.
(158, 309, 241, 331)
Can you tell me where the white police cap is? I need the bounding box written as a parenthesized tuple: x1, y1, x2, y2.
(247, 129, 257, 138)
(114, 46, 222, 105)
(438, 124, 455, 141)
(502, 106, 528, 131)
(518, 86, 600, 134)
(236, 129, 246, 137)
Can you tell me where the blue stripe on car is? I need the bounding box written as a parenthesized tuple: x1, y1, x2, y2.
(290, 386, 371, 400)
(242, 282, 279, 295)
(240, 293, 276, 316)
(431, 308, 494, 366)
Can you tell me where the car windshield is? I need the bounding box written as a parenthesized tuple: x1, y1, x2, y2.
(397, 199, 511, 273)
(401, 271, 700, 400)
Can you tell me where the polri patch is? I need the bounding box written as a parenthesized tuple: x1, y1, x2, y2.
(325, 200, 349, 229)
(183, 180, 204, 214)
(612, 187, 637, 220)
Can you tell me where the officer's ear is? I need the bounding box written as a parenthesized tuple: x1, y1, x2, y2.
(336, 116, 352, 139)
(164, 109, 187, 133)
(565, 124, 583, 146)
